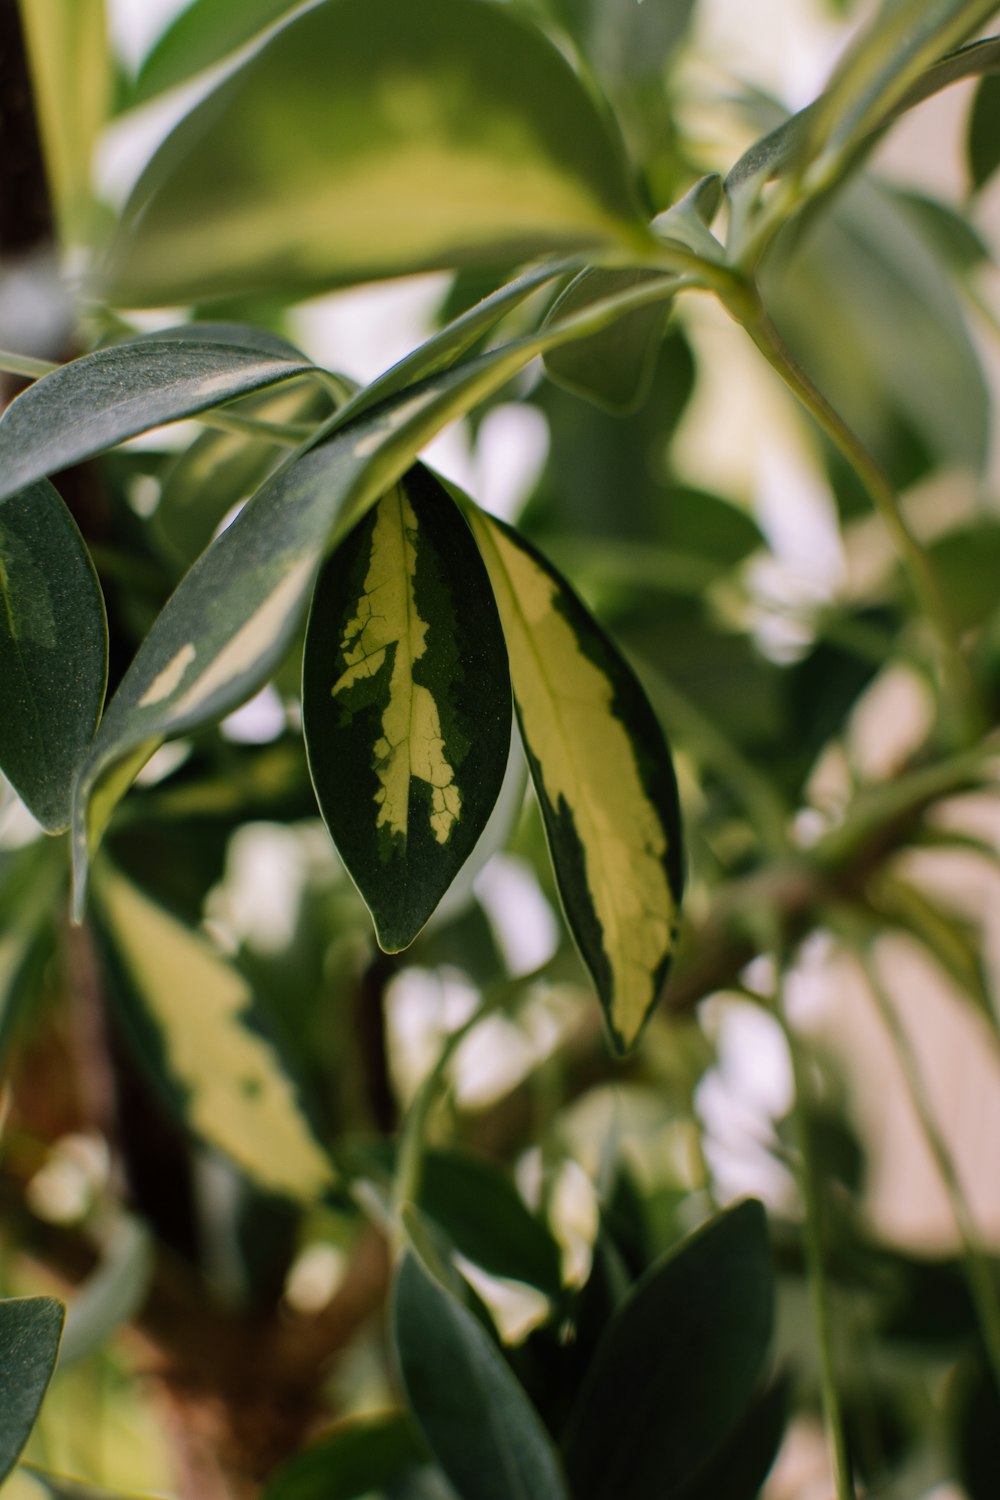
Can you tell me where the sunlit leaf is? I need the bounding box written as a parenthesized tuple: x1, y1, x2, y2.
(0, 481, 107, 831)
(0, 328, 316, 505)
(464, 506, 683, 1053)
(106, 0, 651, 306)
(393, 1252, 570, 1500)
(0, 1298, 65, 1484)
(563, 1200, 774, 1500)
(303, 466, 510, 952)
(130, 0, 300, 105)
(93, 866, 336, 1202)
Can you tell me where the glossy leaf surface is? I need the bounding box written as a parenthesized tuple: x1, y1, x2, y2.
(0, 329, 315, 505)
(393, 1252, 569, 1500)
(563, 1200, 774, 1499)
(0, 481, 107, 831)
(465, 507, 683, 1052)
(131, 0, 299, 104)
(108, 0, 649, 306)
(0, 1298, 65, 1483)
(93, 867, 335, 1202)
(303, 467, 510, 951)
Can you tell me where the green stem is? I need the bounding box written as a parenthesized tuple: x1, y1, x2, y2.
(854, 941, 1000, 1396)
(743, 313, 984, 745)
(778, 999, 857, 1500)
(0, 348, 58, 380)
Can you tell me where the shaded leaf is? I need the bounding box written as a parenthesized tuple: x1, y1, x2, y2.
(563, 1200, 774, 1500)
(952, 1352, 1000, 1500)
(542, 268, 673, 413)
(263, 1411, 427, 1500)
(58, 1218, 154, 1369)
(0, 481, 107, 831)
(969, 70, 1000, 190)
(673, 1376, 788, 1500)
(464, 506, 683, 1053)
(0, 1298, 65, 1484)
(420, 1150, 563, 1296)
(131, 0, 299, 105)
(0, 329, 316, 505)
(70, 267, 679, 913)
(107, 0, 650, 307)
(92, 867, 335, 1202)
(393, 1252, 570, 1500)
(303, 467, 510, 951)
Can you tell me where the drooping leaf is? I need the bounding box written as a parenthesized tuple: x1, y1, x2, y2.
(463, 506, 683, 1053)
(262, 1411, 427, 1500)
(563, 1200, 774, 1500)
(0, 329, 316, 505)
(0, 481, 107, 831)
(0, 1298, 65, 1484)
(969, 69, 1000, 191)
(69, 268, 679, 913)
(106, 0, 651, 307)
(393, 1252, 570, 1500)
(92, 866, 335, 1203)
(130, 0, 300, 105)
(303, 466, 510, 952)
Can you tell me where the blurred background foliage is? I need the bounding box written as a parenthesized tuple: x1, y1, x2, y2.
(3, 0, 1000, 1497)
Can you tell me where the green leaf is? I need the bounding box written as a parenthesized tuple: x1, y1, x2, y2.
(542, 268, 673, 414)
(0, 329, 316, 505)
(0, 1298, 65, 1484)
(92, 866, 336, 1203)
(152, 379, 335, 570)
(463, 507, 683, 1053)
(20, 0, 109, 245)
(262, 1411, 427, 1500)
(420, 1150, 563, 1296)
(303, 467, 511, 952)
(969, 69, 1000, 191)
(130, 0, 300, 106)
(70, 268, 680, 913)
(106, 0, 650, 307)
(393, 1252, 570, 1500)
(671, 1379, 788, 1500)
(0, 481, 107, 831)
(563, 1200, 775, 1500)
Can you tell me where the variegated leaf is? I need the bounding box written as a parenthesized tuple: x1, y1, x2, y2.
(0, 481, 107, 832)
(303, 467, 510, 951)
(93, 867, 335, 1203)
(69, 267, 679, 917)
(464, 507, 683, 1053)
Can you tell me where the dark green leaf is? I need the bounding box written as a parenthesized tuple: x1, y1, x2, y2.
(107, 0, 650, 307)
(420, 1150, 563, 1296)
(393, 1252, 570, 1500)
(0, 481, 107, 831)
(464, 507, 684, 1053)
(969, 70, 1000, 190)
(303, 466, 511, 951)
(92, 866, 336, 1203)
(130, 0, 300, 105)
(563, 1200, 774, 1500)
(672, 1377, 788, 1500)
(0, 1298, 65, 1483)
(953, 1353, 1000, 1500)
(0, 330, 315, 504)
(262, 1411, 427, 1500)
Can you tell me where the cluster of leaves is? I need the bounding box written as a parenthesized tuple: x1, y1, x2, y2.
(2, 0, 1000, 1496)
